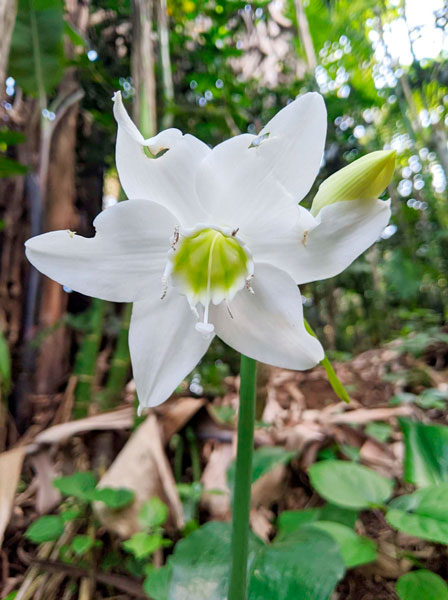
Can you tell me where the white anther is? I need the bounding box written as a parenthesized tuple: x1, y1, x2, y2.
(195, 322, 215, 336)
(302, 230, 309, 246)
(67, 230, 76, 238)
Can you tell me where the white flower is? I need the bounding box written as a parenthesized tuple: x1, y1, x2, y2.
(25, 91, 393, 409)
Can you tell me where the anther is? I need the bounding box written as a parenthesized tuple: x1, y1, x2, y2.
(171, 226, 180, 250)
(232, 228, 239, 236)
(302, 230, 309, 246)
(67, 230, 76, 238)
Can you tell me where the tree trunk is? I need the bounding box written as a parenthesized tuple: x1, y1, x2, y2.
(293, 0, 317, 72)
(0, 0, 17, 85)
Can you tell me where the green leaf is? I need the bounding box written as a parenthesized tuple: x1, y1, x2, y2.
(10, 0, 65, 97)
(308, 460, 394, 509)
(25, 515, 64, 542)
(277, 504, 358, 538)
(144, 522, 263, 600)
(248, 527, 345, 600)
(144, 521, 345, 600)
(365, 422, 392, 443)
(138, 497, 168, 529)
(305, 522, 377, 568)
(304, 319, 350, 403)
(396, 570, 448, 600)
(53, 472, 96, 500)
(0, 156, 28, 177)
(71, 535, 94, 556)
(0, 129, 27, 145)
(401, 419, 448, 487)
(227, 446, 295, 492)
(0, 328, 11, 393)
(63, 21, 86, 48)
(60, 508, 82, 522)
(386, 484, 448, 545)
(123, 532, 169, 560)
(91, 487, 135, 509)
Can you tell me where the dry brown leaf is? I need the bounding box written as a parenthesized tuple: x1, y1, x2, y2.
(0, 446, 26, 547)
(158, 397, 205, 443)
(31, 408, 133, 448)
(201, 442, 233, 520)
(94, 414, 184, 537)
(30, 450, 61, 514)
(251, 463, 287, 509)
(321, 405, 414, 425)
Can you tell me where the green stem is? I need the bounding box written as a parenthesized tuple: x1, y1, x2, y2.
(228, 355, 257, 600)
(304, 318, 350, 403)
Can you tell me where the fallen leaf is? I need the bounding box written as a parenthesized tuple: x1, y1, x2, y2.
(0, 446, 26, 547)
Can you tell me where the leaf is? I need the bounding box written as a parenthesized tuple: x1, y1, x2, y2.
(400, 419, 448, 487)
(305, 522, 377, 568)
(227, 446, 295, 492)
(91, 487, 135, 509)
(386, 484, 448, 545)
(277, 504, 358, 538)
(144, 522, 263, 600)
(60, 508, 82, 523)
(0, 129, 27, 145)
(71, 535, 94, 556)
(365, 421, 392, 443)
(0, 329, 11, 394)
(53, 472, 97, 500)
(139, 497, 169, 530)
(123, 532, 169, 560)
(248, 527, 345, 600)
(304, 319, 350, 403)
(308, 460, 393, 509)
(144, 521, 345, 600)
(396, 570, 448, 600)
(0, 156, 28, 177)
(25, 515, 64, 542)
(10, 0, 65, 97)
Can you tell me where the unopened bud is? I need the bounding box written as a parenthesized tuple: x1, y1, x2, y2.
(311, 150, 396, 216)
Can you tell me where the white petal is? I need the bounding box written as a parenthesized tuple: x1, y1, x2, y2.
(25, 200, 176, 302)
(113, 91, 210, 226)
(244, 205, 317, 283)
(293, 198, 392, 284)
(129, 289, 213, 408)
(210, 263, 324, 370)
(195, 92, 326, 231)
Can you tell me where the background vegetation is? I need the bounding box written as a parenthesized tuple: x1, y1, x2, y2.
(0, 0, 448, 599)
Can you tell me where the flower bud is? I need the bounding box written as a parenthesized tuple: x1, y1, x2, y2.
(310, 150, 396, 216)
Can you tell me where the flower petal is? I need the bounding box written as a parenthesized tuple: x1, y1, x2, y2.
(129, 289, 213, 408)
(25, 200, 176, 302)
(113, 92, 210, 226)
(195, 92, 326, 231)
(210, 263, 324, 370)
(293, 198, 392, 284)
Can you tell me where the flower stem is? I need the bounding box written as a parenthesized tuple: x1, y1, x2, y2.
(228, 354, 257, 600)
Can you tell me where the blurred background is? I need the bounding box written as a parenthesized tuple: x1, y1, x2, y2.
(1, 1, 448, 598)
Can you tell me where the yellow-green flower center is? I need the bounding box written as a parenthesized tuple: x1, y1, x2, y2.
(171, 228, 252, 310)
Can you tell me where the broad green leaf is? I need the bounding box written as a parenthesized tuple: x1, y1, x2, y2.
(139, 497, 168, 530)
(396, 570, 448, 600)
(144, 522, 263, 600)
(0, 156, 28, 177)
(60, 508, 82, 523)
(91, 487, 135, 509)
(401, 419, 448, 487)
(277, 504, 358, 538)
(386, 484, 448, 545)
(248, 527, 345, 600)
(227, 446, 295, 492)
(53, 472, 96, 500)
(10, 0, 65, 97)
(25, 515, 64, 542)
(123, 533, 169, 560)
(308, 460, 393, 509)
(71, 535, 94, 556)
(305, 522, 377, 568)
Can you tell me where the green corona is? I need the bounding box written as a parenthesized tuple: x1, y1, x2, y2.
(165, 226, 254, 334)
